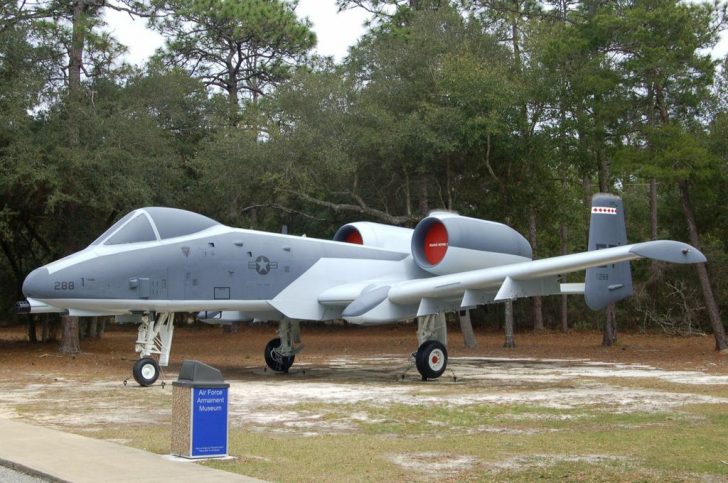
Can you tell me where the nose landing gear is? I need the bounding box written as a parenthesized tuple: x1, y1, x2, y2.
(132, 357, 160, 386)
(131, 312, 174, 386)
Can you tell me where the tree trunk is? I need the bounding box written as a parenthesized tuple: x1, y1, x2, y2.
(68, 0, 87, 146)
(27, 317, 37, 343)
(596, 151, 617, 347)
(59, 316, 80, 354)
(678, 179, 727, 351)
(528, 209, 544, 330)
(503, 300, 515, 348)
(597, 149, 608, 192)
(96, 318, 106, 338)
(78, 318, 89, 338)
(41, 316, 50, 342)
(582, 174, 592, 243)
(445, 158, 454, 210)
(88, 317, 98, 338)
(459, 310, 477, 348)
(648, 177, 662, 311)
(649, 178, 658, 240)
(560, 220, 569, 332)
(403, 169, 412, 217)
(227, 74, 239, 126)
(418, 174, 429, 215)
(602, 304, 617, 346)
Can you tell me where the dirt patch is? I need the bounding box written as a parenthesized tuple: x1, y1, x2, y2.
(1, 324, 727, 481)
(0, 324, 727, 435)
(388, 451, 477, 479)
(1, 324, 727, 381)
(486, 454, 629, 472)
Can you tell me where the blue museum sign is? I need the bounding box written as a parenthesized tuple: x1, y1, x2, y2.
(191, 386, 229, 457)
(172, 360, 230, 459)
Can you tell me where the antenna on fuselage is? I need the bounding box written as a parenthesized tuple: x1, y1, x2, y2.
(281, 225, 288, 235)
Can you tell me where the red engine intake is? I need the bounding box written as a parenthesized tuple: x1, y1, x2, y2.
(333, 222, 413, 253)
(412, 213, 532, 275)
(339, 226, 363, 245)
(423, 220, 448, 265)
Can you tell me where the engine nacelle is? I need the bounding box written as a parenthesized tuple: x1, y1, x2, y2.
(333, 222, 413, 253)
(411, 212, 532, 275)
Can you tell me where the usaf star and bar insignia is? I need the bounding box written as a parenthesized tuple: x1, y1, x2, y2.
(248, 255, 278, 275)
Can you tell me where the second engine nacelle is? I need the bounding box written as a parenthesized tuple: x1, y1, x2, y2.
(333, 222, 413, 253)
(411, 212, 532, 275)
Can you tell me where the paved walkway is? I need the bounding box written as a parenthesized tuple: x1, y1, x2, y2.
(0, 418, 263, 482)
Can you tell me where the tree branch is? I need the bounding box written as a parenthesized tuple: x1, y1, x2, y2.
(284, 190, 418, 225)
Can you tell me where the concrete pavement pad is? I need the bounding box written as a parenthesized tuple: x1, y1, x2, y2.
(0, 418, 263, 482)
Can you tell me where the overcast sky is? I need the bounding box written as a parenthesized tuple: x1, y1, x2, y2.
(103, 0, 372, 65)
(103, 0, 727, 67)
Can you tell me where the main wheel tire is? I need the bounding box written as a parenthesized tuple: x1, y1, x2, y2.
(264, 337, 295, 372)
(415, 340, 448, 380)
(132, 357, 160, 387)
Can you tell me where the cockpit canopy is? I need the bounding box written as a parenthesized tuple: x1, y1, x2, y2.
(91, 207, 220, 246)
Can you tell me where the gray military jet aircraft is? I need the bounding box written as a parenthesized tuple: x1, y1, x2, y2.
(18, 194, 705, 386)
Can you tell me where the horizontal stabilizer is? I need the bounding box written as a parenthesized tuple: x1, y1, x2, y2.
(628, 240, 706, 264)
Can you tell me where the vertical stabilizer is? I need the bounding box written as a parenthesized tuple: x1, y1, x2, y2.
(585, 193, 633, 310)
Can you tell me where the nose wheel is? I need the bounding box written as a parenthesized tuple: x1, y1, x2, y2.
(415, 340, 448, 380)
(132, 357, 160, 386)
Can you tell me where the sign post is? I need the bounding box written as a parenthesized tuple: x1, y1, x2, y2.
(171, 360, 230, 459)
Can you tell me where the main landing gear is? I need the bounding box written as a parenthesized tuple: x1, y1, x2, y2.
(264, 319, 304, 373)
(132, 312, 174, 386)
(415, 313, 449, 381)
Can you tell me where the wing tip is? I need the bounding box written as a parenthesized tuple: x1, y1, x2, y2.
(629, 240, 706, 264)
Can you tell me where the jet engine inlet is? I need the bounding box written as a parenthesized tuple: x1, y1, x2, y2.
(423, 220, 448, 265)
(334, 225, 363, 245)
(412, 213, 533, 275)
(333, 222, 413, 253)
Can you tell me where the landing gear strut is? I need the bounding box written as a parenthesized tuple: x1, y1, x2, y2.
(264, 319, 303, 373)
(415, 313, 448, 381)
(132, 312, 174, 386)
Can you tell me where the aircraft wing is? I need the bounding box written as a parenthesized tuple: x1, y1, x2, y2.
(337, 240, 705, 324)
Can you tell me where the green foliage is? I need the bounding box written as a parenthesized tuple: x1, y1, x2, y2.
(1, 0, 727, 335)
(150, 0, 316, 116)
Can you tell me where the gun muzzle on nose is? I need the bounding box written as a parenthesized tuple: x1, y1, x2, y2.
(15, 300, 31, 314)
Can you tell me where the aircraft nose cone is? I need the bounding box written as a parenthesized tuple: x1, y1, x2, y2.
(22, 267, 51, 299)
